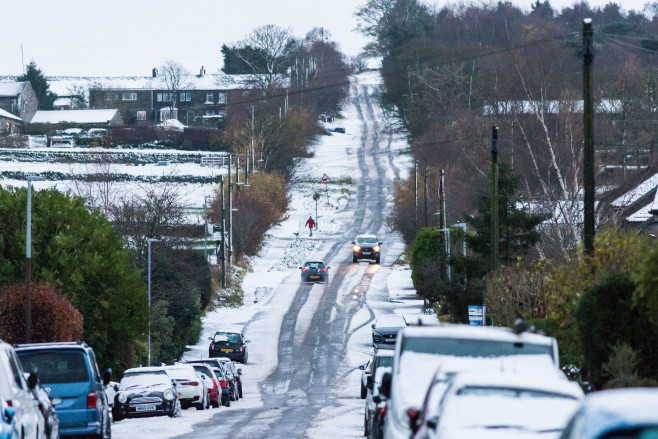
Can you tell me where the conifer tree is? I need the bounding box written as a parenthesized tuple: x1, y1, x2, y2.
(17, 61, 56, 110)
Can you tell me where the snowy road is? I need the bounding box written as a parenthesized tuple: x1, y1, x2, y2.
(112, 73, 433, 439)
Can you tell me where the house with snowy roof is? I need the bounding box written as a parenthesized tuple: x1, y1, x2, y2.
(610, 171, 658, 233)
(0, 108, 24, 134)
(0, 81, 38, 122)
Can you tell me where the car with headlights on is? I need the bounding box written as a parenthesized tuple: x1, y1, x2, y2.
(352, 235, 382, 264)
(112, 369, 181, 421)
(299, 261, 330, 283)
(207, 331, 250, 364)
(163, 365, 209, 410)
(372, 315, 408, 350)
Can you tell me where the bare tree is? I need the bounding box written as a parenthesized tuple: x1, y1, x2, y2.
(229, 25, 293, 94)
(159, 60, 191, 120)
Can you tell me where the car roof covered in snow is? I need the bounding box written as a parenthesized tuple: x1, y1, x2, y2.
(400, 324, 555, 345)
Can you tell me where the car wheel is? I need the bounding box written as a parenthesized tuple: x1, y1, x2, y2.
(375, 256, 380, 264)
(196, 393, 206, 410)
(230, 387, 236, 401)
(238, 383, 243, 399)
(360, 382, 367, 399)
(223, 395, 231, 407)
(353, 255, 358, 263)
(242, 354, 248, 365)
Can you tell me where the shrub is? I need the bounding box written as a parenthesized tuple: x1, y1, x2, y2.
(410, 227, 443, 300)
(0, 282, 83, 343)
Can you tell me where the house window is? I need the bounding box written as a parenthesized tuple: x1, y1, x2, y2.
(180, 92, 191, 102)
(160, 107, 178, 121)
(136, 111, 146, 121)
(122, 92, 137, 101)
(105, 92, 118, 101)
(157, 92, 175, 102)
(217, 92, 227, 104)
(205, 92, 213, 103)
(204, 110, 214, 116)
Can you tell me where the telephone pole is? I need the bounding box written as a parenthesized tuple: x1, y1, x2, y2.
(423, 166, 428, 227)
(227, 155, 233, 265)
(219, 176, 226, 288)
(491, 126, 499, 271)
(583, 18, 595, 255)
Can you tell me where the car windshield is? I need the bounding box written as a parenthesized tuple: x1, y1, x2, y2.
(214, 333, 240, 343)
(212, 368, 224, 380)
(357, 236, 378, 244)
(17, 350, 89, 384)
(375, 315, 406, 328)
(375, 356, 393, 368)
(402, 337, 554, 359)
(120, 373, 169, 389)
(193, 366, 212, 377)
(457, 386, 578, 400)
(166, 368, 194, 379)
(304, 262, 324, 269)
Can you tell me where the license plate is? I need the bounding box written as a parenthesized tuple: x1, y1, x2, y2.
(135, 405, 156, 412)
(310, 275, 320, 279)
(363, 252, 371, 255)
(221, 348, 233, 352)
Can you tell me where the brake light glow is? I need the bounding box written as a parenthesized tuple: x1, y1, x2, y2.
(302, 268, 308, 272)
(239, 346, 244, 353)
(219, 380, 227, 388)
(181, 381, 199, 386)
(87, 392, 97, 409)
(322, 268, 327, 272)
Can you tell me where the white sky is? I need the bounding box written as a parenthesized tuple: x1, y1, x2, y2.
(0, 0, 647, 77)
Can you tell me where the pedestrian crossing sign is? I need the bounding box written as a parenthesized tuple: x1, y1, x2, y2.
(320, 173, 331, 184)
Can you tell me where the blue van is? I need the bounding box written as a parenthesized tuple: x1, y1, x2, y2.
(15, 342, 111, 439)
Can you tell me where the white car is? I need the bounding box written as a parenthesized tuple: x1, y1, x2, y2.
(0, 341, 45, 439)
(423, 371, 583, 439)
(560, 388, 658, 439)
(163, 365, 209, 410)
(382, 324, 560, 439)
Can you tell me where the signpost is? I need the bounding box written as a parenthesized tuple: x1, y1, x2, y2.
(313, 192, 320, 230)
(468, 305, 487, 326)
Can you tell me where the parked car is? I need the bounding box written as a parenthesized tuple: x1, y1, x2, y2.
(0, 397, 18, 439)
(352, 235, 382, 263)
(15, 341, 110, 439)
(183, 359, 234, 405)
(207, 331, 250, 364)
(209, 367, 231, 407)
(216, 359, 242, 400)
(104, 380, 118, 408)
(560, 388, 658, 439)
(163, 365, 208, 410)
(360, 350, 394, 399)
(365, 366, 391, 439)
(380, 323, 560, 439)
(414, 371, 583, 439)
(25, 375, 59, 439)
(188, 364, 220, 408)
(299, 261, 330, 283)
(0, 341, 43, 439)
(371, 315, 408, 350)
(112, 368, 181, 421)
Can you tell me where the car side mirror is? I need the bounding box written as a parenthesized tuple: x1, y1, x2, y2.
(237, 369, 242, 375)
(27, 371, 38, 390)
(208, 336, 213, 341)
(359, 364, 365, 370)
(371, 323, 375, 329)
(379, 242, 383, 245)
(327, 266, 330, 269)
(113, 384, 119, 392)
(426, 417, 439, 430)
(407, 407, 421, 433)
(351, 241, 356, 244)
(379, 372, 391, 399)
(103, 369, 112, 387)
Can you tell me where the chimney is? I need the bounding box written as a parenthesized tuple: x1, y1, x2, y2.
(152, 67, 158, 78)
(199, 66, 205, 77)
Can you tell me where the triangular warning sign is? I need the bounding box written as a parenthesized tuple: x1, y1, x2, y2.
(320, 173, 332, 184)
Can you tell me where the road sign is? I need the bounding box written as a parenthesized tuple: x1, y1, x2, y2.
(319, 173, 331, 184)
(468, 305, 486, 326)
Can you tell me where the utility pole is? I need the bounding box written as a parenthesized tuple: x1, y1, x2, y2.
(491, 126, 499, 271)
(236, 156, 240, 194)
(439, 169, 447, 282)
(227, 155, 232, 265)
(414, 161, 418, 228)
(424, 166, 428, 227)
(583, 18, 595, 255)
(203, 197, 208, 261)
(251, 106, 255, 171)
(219, 176, 226, 288)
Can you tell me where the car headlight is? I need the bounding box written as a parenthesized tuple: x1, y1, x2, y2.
(372, 331, 382, 338)
(117, 392, 127, 404)
(373, 246, 380, 252)
(353, 245, 361, 251)
(163, 390, 174, 401)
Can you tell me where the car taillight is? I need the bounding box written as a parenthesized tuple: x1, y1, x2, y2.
(181, 381, 199, 386)
(239, 346, 244, 353)
(365, 370, 370, 375)
(219, 380, 227, 388)
(5, 400, 11, 407)
(210, 345, 215, 350)
(377, 404, 387, 416)
(87, 392, 97, 409)
(302, 268, 308, 272)
(322, 268, 327, 272)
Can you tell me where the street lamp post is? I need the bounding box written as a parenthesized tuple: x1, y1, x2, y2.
(25, 175, 45, 343)
(147, 238, 160, 367)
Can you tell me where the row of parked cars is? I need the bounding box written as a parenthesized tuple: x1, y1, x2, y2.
(1, 333, 249, 439)
(359, 320, 658, 439)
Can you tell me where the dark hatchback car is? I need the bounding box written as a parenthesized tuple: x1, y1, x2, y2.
(352, 235, 382, 264)
(207, 331, 250, 363)
(371, 315, 408, 350)
(217, 359, 244, 399)
(15, 342, 112, 439)
(112, 369, 181, 421)
(300, 261, 330, 283)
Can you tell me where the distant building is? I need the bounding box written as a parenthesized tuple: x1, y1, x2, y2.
(0, 81, 38, 122)
(30, 109, 123, 126)
(0, 108, 23, 134)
